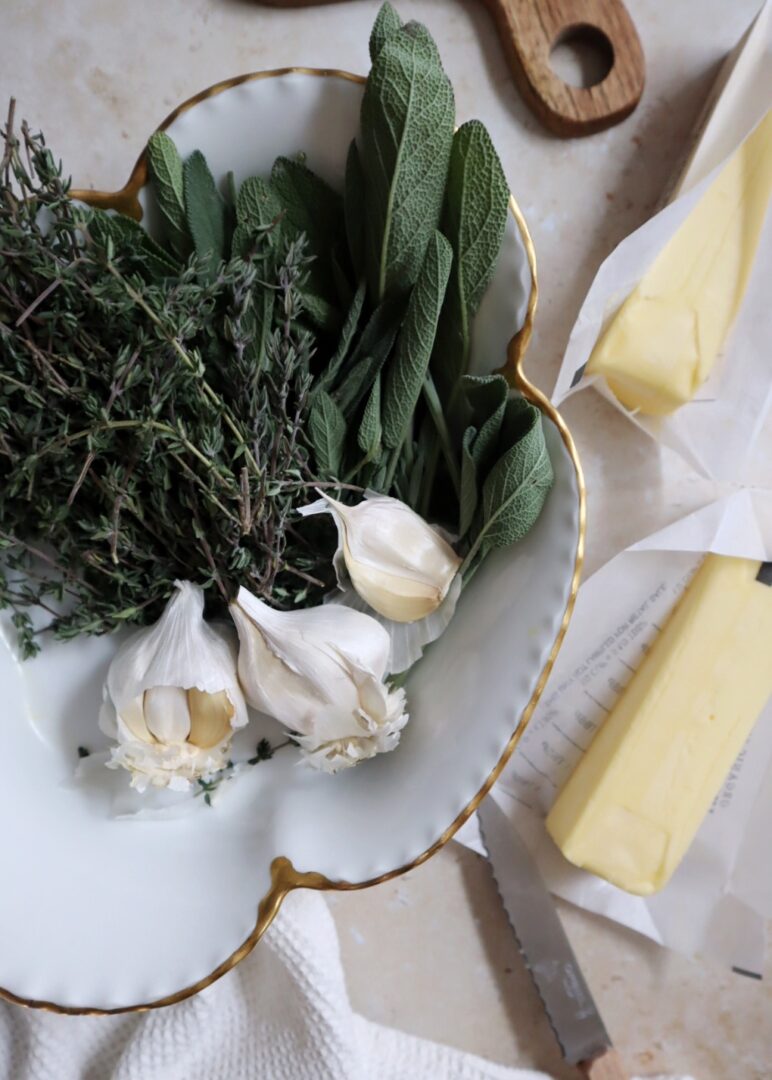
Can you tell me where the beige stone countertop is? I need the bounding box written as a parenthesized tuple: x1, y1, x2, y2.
(3, 0, 771, 1076)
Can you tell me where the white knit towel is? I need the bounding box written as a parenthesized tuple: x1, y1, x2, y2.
(0, 890, 693, 1079)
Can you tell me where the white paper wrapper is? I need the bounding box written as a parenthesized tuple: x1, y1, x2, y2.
(457, 492, 772, 973)
(552, 3, 772, 485)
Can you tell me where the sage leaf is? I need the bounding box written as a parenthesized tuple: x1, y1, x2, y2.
(315, 280, 366, 396)
(459, 427, 478, 539)
(302, 291, 341, 335)
(332, 242, 355, 308)
(183, 150, 228, 279)
(336, 353, 383, 420)
(357, 372, 383, 460)
(90, 209, 180, 280)
(334, 293, 407, 418)
(309, 390, 347, 479)
(225, 170, 237, 210)
(457, 374, 509, 536)
(361, 24, 454, 302)
(474, 399, 553, 556)
(344, 140, 367, 279)
(271, 156, 343, 301)
(382, 231, 452, 449)
(370, 1, 402, 61)
(245, 286, 275, 377)
(465, 373, 509, 472)
(233, 176, 283, 256)
(146, 131, 189, 258)
(432, 120, 509, 409)
(408, 436, 427, 509)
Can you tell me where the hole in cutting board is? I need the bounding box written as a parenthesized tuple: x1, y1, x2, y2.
(550, 25, 614, 88)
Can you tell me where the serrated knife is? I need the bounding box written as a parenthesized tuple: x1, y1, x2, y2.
(478, 797, 628, 1079)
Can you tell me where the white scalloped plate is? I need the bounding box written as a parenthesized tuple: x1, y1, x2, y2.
(0, 70, 583, 1012)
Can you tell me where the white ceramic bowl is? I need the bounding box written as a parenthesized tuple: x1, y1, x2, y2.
(0, 70, 583, 1013)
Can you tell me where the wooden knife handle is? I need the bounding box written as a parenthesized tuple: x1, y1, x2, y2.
(471, 0, 645, 136)
(578, 1047, 629, 1079)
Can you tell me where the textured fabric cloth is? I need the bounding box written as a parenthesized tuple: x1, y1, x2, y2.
(0, 890, 691, 1079)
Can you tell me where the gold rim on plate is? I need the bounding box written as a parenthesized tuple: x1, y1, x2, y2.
(5, 68, 585, 1015)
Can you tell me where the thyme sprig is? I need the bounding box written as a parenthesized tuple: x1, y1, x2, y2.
(0, 104, 336, 655)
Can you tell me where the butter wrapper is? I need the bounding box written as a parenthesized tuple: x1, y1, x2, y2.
(457, 491, 772, 972)
(552, 3, 772, 486)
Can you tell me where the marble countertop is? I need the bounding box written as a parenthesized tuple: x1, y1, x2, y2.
(3, 0, 770, 1075)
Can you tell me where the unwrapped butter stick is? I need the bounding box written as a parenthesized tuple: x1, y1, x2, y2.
(546, 555, 772, 896)
(586, 110, 772, 415)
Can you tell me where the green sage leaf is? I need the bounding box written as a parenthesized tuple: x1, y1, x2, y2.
(370, 1, 402, 61)
(302, 291, 341, 334)
(332, 242, 355, 308)
(183, 150, 228, 279)
(357, 372, 383, 460)
(475, 399, 553, 555)
(90, 209, 180, 280)
(465, 374, 509, 471)
(459, 427, 478, 539)
(432, 120, 509, 409)
(334, 293, 407, 418)
(382, 231, 452, 449)
(233, 175, 283, 257)
(146, 131, 189, 258)
(315, 279, 367, 396)
(271, 156, 343, 301)
(344, 140, 367, 279)
(360, 24, 454, 302)
(309, 390, 347, 479)
(245, 286, 275, 377)
(457, 374, 510, 536)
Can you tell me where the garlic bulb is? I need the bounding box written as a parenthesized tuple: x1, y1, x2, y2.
(230, 587, 408, 773)
(300, 492, 461, 623)
(99, 581, 247, 792)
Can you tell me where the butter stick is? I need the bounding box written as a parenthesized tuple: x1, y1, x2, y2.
(586, 110, 772, 415)
(546, 555, 772, 896)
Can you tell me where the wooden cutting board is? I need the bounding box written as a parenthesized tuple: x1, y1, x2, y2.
(258, 0, 645, 137)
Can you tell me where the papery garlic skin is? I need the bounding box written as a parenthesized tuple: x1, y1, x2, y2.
(99, 581, 247, 792)
(302, 492, 461, 623)
(230, 587, 408, 773)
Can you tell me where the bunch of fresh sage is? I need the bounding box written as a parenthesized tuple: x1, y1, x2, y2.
(301, 3, 554, 580)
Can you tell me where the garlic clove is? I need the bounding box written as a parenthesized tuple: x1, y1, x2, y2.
(344, 547, 442, 622)
(187, 688, 236, 749)
(302, 492, 461, 623)
(120, 694, 154, 743)
(143, 686, 191, 745)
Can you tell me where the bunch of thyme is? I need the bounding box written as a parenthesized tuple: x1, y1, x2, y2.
(0, 103, 336, 657)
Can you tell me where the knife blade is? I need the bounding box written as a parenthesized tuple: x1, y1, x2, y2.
(478, 796, 626, 1078)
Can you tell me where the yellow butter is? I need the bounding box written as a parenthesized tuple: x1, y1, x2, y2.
(587, 110, 772, 415)
(546, 555, 772, 896)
